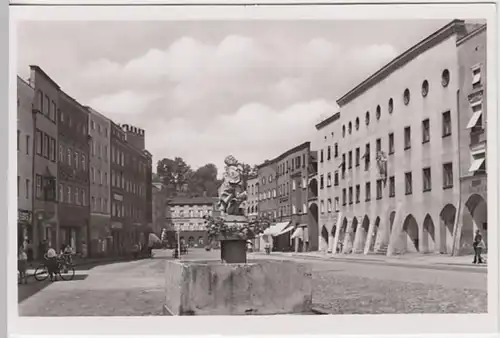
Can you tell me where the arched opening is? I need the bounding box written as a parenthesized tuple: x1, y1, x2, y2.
(346, 217, 358, 253)
(461, 194, 487, 254)
(198, 236, 204, 246)
(389, 211, 396, 237)
(369, 217, 381, 252)
(422, 214, 436, 253)
(338, 217, 348, 253)
(320, 225, 329, 251)
(180, 236, 185, 245)
(308, 178, 318, 199)
(307, 202, 319, 251)
(402, 214, 419, 253)
(188, 236, 195, 247)
(440, 204, 456, 254)
(357, 215, 370, 253)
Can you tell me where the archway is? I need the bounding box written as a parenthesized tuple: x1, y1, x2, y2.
(338, 217, 348, 253)
(422, 214, 436, 253)
(320, 225, 329, 251)
(180, 236, 185, 245)
(440, 204, 456, 254)
(307, 202, 319, 251)
(461, 194, 487, 254)
(188, 236, 195, 247)
(346, 217, 358, 253)
(198, 236, 204, 247)
(389, 211, 396, 238)
(357, 215, 370, 253)
(368, 217, 381, 252)
(308, 178, 318, 199)
(402, 214, 419, 253)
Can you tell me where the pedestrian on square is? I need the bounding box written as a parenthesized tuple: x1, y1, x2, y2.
(473, 230, 484, 264)
(18, 245, 28, 284)
(45, 246, 58, 281)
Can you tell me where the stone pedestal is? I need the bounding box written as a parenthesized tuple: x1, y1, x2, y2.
(220, 239, 247, 263)
(164, 259, 313, 316)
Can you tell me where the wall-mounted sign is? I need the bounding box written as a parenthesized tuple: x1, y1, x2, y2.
(113, 193, 123, 201)
(111, 222, 123, 229)
(18, 209, 32, 223)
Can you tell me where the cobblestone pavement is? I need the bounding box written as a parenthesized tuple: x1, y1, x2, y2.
(18, 249, 487, 316)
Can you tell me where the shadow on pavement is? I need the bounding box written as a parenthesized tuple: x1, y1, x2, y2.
(18, 274, 89, 303)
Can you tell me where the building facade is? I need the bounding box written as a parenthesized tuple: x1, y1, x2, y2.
(455, 24, 488, 255)
(87, 107, 111, 256)
(29, 66, 59, 259)
(246, 175, 259, 218)
(57, 92, 90, 256)
(256, 160, 278, 220)
(152, 181, 166, 236)
(17, 77, 34, 258)
(164, 197, 216, 248)
(318, 20, 485, 257)
(110, 122, 127, 254)
(316, 113, 343, 252)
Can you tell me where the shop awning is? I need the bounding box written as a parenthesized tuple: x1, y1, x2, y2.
(469, 158, 485, 173)
(291, 227, 304, 240)
(466, 110, 483, 129)
(263, 221, 291, 236)
(276, 224, 295, 236)
(149, 233, 161, 244)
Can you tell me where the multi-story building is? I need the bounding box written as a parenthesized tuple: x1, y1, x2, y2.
(319, 19, 485, 257)
(164, 196, 216, 248)
(152, 180, 166, 236)
(86, 107, 111, 256)
(455, 24, 488, 255)
(315, 112, 343, 252)
(17, 77, 34, 259)
(246, 175, 259, 218)
(28, 66, 59, 259)
(57, 92, 90, 256)
(110, 122, 127, 254)
(257, 142, 319, 252)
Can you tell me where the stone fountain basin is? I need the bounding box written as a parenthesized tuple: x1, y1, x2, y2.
(164, 259, 313, 316)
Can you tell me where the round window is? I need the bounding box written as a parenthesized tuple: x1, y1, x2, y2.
(376, 105, 381, 120)
(388, 98, 394, 114)
(365, 111, 370, 125)
(442, 69, 450, 87)
(422, 80, 429, 97)
(403, 88, 410, 105)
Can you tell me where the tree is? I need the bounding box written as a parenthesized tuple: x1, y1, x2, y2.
(156, 157, 193, 195)
(239, 163, 258, 191)
(188, 163, 221, 197)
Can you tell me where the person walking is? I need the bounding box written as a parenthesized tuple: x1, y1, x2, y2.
(473, 229, 485, 264)
(46, 246, 58, 281)
(18, 245, 28, 284)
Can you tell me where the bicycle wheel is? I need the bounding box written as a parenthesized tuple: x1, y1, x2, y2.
(58, 264, 75, 281)
(34, 264, 49, 282)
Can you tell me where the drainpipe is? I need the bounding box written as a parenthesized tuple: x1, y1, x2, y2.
(451, 89, 462, 256)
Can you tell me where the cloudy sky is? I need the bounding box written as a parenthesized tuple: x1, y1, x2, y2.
(17, 19, 450, 174)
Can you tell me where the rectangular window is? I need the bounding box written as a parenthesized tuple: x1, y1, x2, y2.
(82, 154, 86, 171)
(320, 150, 324, 163)
(59, 183, 64, 202)
(468, 101, 484, 132)
(50, 101, 56, 122)
(75, 187, 80, 205)
(327, 199, 332, 213)
(327, 146, 331, 160)
(67, 186, 72, 203)
(334, 197, 339, 212)
(59, 145, 64, 162)
(376, 138, 381, 153)
(442, 111, 452, 137)
(376, 179, 383, 200)
(334, 171, 339, 186)
(443, 162, 453, 189)
(320, 200, 325, 214)
(422, 119, 430, 143)
(44, 95, 50, 115)
(91, 167, 95, 183)
(348, 186, 353, 204)
(388, 133, 394, 154)
(334, 143, 339, 158)
(405, 172, 413, 195)
(404, 127, 411, 150)
(342, 188, 346, 206)
(341, 153, 346, 178)
(35, 175, 42, 198)
(348, 151, 352, 169)
(389, 176, 395, 197)
(364, 143, 370, 171)
(355, 148, 360, 167)
(25, 179, 30, 199)
(26, 135, 30, 155)
(44, 177, 55, 201)
(423, 167, 432, 192)
(296, 156, 301, 168)
(50, 138, 56, 162)
(472, 66, 482, 89)
(320, 175, 324, 189)
(355, 185, 360, 203)
(43, 134, 49, 158)
(74, 152, 79, 169)
(35, 129, 42, 155)
(327, 173, 331, 187)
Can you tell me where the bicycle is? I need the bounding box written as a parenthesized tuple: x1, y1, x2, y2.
(34, 255, 75, 282)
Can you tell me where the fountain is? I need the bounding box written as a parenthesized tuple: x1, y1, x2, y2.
(164, 155, 313, 316)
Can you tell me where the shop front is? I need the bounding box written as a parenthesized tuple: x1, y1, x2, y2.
(18, 209, 33, 259)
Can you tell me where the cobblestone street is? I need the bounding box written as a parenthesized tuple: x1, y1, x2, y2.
(18, 249, 487, 316)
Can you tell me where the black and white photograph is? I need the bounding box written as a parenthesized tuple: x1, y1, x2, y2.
(8, 2, 498, 336)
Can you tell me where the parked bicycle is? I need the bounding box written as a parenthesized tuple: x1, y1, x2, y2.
(34, 254, 75, 282)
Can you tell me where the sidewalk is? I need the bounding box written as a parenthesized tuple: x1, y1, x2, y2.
(251, 251, 488, 272)
(26, 254, 132, 272)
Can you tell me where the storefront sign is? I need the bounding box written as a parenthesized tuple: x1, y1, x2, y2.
(111, 222, 123, 229)
(113, 193, 123, 201)
(18, 209, 32, 224)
